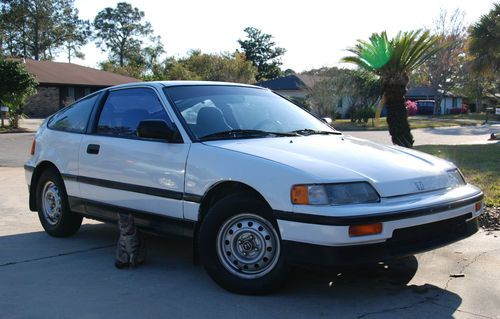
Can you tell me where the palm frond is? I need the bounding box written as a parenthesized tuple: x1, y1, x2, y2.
(342, 29, 442, 80)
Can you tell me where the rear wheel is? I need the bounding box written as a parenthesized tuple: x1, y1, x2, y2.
(36, 168, 82, 237)
(198, 193, 288, 294)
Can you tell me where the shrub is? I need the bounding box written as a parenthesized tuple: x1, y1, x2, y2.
(0, 59, 37, 128)
(349, 106, 375, 123)
(405, 100, 418, 116)
(461, 104, 470, 114)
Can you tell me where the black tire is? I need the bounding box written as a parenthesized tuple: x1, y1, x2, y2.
(198, 192, 288, 295)
(36, 168, 82, 237)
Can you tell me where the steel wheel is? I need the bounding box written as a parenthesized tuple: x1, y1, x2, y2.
(217, 213, 280, 279)
(41, 181, 62, 225)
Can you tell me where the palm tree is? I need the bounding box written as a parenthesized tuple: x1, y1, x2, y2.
(468, 3, 499, 78)
(342, 30, 441, 147)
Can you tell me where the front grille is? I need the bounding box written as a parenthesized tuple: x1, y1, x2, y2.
(387, 213, 472, 255)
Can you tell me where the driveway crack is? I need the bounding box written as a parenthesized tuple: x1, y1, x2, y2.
(356, 248, 500, 319)
(0, 244, 115, 268)
(431, 301, 494, 319)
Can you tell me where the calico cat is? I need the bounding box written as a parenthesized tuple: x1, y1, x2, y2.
(115, 213, 146, 269)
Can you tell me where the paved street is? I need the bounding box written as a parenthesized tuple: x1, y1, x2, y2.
(345, 124, 500, 146)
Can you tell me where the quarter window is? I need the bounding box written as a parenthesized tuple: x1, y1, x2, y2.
(48, 94, 98, 133)
(96, 88, 170, 137)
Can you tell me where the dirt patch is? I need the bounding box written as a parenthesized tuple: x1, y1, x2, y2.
(479, 206, 500, 231)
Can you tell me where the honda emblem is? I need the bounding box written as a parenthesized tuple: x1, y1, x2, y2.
(415, 181, 425, 191)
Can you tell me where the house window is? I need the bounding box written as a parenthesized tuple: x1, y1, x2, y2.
(68, 87, 75, 100)
(452, 98, 457, 108)
(84, 88, 91, 96)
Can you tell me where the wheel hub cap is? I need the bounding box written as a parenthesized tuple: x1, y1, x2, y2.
(217, 213, 280, 279)
(42, 181, 62, 225)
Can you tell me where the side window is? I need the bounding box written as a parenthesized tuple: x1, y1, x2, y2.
(96, 88, 169, 137)
(48, 94, 98, 133)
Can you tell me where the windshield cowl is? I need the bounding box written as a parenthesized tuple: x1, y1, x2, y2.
(199, 129, 300, 141)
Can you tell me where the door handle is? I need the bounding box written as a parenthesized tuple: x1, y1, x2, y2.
(86, 144, 100, 155)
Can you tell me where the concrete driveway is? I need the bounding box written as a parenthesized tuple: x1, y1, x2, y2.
(1, 167, 499, 318)
(1, 128, 500, 318)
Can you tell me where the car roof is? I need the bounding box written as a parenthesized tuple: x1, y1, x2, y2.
(108, 80, 267, 90)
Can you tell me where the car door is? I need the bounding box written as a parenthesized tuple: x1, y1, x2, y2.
(78, 86, 189, 220)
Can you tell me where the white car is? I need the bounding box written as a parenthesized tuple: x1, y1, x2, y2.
(25, 81, 483, 294)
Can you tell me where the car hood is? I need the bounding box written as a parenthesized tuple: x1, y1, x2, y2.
(203, 134, 455, 197)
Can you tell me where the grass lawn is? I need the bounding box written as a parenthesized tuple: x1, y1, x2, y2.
(333, 114, 488, 131)
(415, 144, 500, 207)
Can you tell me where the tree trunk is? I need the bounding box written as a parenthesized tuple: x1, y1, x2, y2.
(434, 94, 442, 115)
(383, 75, 414, 148)
(34, 20, 39, 60)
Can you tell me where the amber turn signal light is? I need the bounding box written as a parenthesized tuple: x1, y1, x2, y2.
(291, 185, 309, 204)
(349, 223, 382, 237)
(475, 201, 482, 212)
(30, 139, 36, 156)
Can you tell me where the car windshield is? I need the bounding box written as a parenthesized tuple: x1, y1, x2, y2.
(163, 85, 336, 141)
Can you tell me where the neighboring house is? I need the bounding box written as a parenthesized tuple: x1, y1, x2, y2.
(257, 74, 350, 117)
(257, 74, 321, 100)
(406, 86, 463, 115)
(258, 75, 356, 118)
(22, 59, 138, 117)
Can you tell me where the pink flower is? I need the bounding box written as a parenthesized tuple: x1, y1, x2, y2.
(405, 100, 418, 116)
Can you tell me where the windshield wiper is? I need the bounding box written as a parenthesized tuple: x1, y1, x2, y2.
(199, 129, 299, 141)
(290, 129, 341, 136)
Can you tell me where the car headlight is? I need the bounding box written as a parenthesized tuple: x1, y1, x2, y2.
(291, 182, 380, 205)
(447, 169, 466, 188)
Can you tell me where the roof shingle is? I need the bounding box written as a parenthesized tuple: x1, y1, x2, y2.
(257, 74, 324, 91)
(22, 59, 139, 86)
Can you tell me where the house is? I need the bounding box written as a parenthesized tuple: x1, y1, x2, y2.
(258, 74, 354, 118)
(406, 86, 463, 115)
(257, 74, 322, 100)
(21, 59, 138, 117)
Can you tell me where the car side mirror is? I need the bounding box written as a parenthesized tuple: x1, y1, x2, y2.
(321, 117, 333, 124)
(137, 120, 182, 143)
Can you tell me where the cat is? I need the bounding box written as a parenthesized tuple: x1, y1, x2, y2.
(115, 213, 146, 269)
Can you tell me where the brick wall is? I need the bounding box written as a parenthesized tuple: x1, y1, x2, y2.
(23, 86, 60, 118)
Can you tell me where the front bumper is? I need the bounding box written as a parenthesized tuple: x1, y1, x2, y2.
(283, 214, 479, 267)
(275, 189, 483, 266)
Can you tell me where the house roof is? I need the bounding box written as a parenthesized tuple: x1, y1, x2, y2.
(22, 59, 139, 87)
(407, 86, 462, 98)
(257, 74, 324, 91)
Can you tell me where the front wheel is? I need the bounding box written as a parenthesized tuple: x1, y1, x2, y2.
(198, 193, 288, 294)
(36, 168, 82, 237)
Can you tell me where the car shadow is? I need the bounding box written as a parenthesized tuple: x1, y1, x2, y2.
(0, 222, 462, 318)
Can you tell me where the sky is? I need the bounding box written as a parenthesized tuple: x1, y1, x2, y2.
(61, 0, 496, 72)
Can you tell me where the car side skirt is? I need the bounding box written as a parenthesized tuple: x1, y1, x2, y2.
(68, 196, 196, 238)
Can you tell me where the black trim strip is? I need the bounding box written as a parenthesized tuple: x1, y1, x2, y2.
(61, 173, 78, 182)
(274, 192, 483, 226)
(24, 164, 35, 172)
(183, 193, 203, 203)
(62, 174, 202, 203)
(78, 175, 184, 200)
